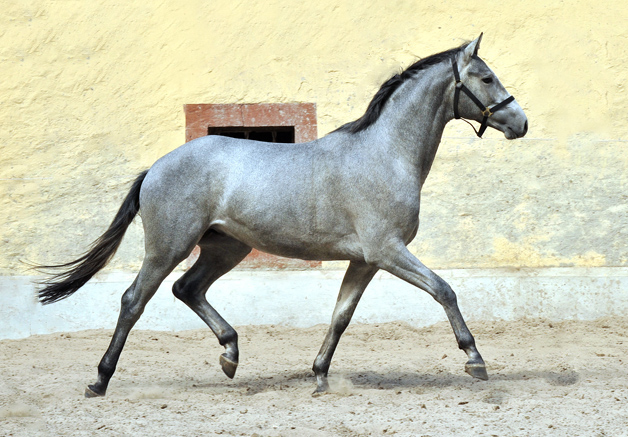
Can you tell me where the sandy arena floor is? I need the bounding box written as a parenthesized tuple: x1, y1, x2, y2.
(1, 318, 627, 436)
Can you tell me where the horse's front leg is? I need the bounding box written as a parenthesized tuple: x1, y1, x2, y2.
(366, 241, 488, 380)
(312, 261, 378, 395)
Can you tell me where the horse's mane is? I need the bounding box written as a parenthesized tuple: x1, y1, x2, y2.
(334, 43, 468, 134)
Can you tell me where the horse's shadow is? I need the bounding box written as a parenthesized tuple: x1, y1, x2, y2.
(185, 367, 580, 396)
(337, 369, 579, 389)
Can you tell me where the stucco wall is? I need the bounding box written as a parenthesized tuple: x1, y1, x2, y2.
(1, 0, 627, 278)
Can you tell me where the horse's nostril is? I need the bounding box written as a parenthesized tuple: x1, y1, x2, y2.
(523, 120, 528, 136)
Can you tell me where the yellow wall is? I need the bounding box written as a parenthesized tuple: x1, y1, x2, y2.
(1, 0, 627, 275)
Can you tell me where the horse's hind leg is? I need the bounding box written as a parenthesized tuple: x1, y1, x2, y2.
(85, 250, 189, 398)
(172, 232, 251, 379)
(312, 261, 378, 394)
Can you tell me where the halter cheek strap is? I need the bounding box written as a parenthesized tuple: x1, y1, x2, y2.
(452, 58, 515, 138)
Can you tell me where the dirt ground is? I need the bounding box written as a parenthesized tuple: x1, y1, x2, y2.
(1, 318, 627, 437)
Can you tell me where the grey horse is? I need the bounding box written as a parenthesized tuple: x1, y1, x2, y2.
(37, 34, 528, 397)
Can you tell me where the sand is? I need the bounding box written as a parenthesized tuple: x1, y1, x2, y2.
(1, 318, 627, 436)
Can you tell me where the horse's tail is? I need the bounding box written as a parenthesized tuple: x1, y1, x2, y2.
(37, 170, 149, 305)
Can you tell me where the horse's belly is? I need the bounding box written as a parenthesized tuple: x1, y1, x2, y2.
(211, 219, 363, 262)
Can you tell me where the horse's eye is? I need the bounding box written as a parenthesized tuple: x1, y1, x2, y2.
(482, 77, 493, 84)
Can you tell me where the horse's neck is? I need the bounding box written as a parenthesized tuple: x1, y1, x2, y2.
(371, 63, 454, 184)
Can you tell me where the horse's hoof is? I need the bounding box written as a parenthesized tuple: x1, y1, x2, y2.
(84, 385, 105, 398)
(465, 363, 489, 380)
(220, 354, 238, 379)
(312, 386, 329, 397)
(312, 378, 330, 397)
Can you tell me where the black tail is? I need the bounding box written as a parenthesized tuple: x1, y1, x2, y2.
(36, 170, 149, 305)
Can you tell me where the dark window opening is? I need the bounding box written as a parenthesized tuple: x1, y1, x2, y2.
(209, 126, 295, 143)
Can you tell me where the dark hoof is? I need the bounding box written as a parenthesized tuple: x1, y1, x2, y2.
(220, 354, 238, 379)
(465, 363, 489, 380)
(85, 385, 105, 398)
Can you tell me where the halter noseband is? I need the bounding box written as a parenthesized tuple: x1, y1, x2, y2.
(451, 57, 515, 138)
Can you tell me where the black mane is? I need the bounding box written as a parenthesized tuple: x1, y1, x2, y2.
(334, 44, 468, 134)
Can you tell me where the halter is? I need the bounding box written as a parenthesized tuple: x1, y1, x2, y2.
(451, 57, 515, 138)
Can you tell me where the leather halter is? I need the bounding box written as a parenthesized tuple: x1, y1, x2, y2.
(451, 57, 515, 138)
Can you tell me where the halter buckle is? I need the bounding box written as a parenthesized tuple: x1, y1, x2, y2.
(481, 107, 493, 118)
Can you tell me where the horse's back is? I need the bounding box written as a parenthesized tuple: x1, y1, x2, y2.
(142, 134, 315, 201)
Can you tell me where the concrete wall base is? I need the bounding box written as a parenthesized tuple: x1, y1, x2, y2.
(2, 268, 627, 340)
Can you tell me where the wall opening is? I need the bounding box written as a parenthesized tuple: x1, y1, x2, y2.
(208, 126, 295, 143)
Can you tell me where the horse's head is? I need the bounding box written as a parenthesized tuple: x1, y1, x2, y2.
(452, 34, 528, 139)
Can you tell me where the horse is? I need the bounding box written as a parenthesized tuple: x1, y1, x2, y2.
(36, 34, 528, 397)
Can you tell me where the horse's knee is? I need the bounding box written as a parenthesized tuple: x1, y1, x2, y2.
(331, 308, 354, 337)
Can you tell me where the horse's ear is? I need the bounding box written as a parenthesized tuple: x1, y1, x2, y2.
(473, 32, 483, 55)
(463, 33, 483, 61)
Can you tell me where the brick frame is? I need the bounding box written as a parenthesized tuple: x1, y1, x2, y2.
(183, 103, 320, 269)
(184, 103, 317, 143)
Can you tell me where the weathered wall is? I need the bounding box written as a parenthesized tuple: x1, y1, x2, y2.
(1, 0, 627, 278)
